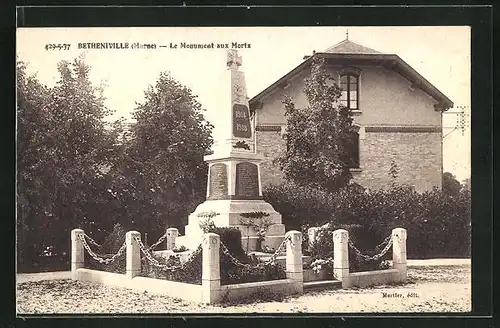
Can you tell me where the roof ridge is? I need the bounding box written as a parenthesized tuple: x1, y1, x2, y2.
(324, 39, 381, 54)
(323, 39, 350, 52)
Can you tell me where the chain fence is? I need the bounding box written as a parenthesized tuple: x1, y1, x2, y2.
(220, 234, 291, 269)
(83, 233, 102, 248)
(135, 235, 202, 272)
(79, 230, 296, 271)
(347, 234, 393, 261)
(79, 233, 126, 265)
(147, 230, 169, 251)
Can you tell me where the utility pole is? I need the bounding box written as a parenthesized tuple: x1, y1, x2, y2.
(442, 105, 469, 138)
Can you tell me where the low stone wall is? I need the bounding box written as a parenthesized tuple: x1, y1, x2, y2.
(71, 229, 304, 304)
(308, 227, 408, 288)
(75, 268, 204, 303)
(219, 279, 301, 301)
(72, 226, 408, 304)
(347, 269, 402, 288)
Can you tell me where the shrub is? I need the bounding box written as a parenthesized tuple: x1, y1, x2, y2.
(141, 247, 203, 284)
(101, 223, 127, 253)
(172, 245, 188, 253)
(85, 253, 126, 274)
(140, 226, 286, 285)
(206, 227, 246, 258)
(265, 182, 471, 259)
(306, 224, 389, 274)
(263, 182, 337, 231)
(220, 254, 286, 285)
(84, 223, 127, 274)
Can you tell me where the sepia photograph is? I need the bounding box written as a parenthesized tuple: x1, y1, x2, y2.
(16, 26, 471, 314)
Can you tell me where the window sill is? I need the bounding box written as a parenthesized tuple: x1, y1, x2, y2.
(350, 110, 362, 116)
(349, 168, 363, 174)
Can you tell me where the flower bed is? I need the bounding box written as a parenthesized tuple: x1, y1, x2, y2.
(138, 246, 286, 286)
(85, 253, 126, 274)
(140, 247, 203, 284)
(305, 225, 391, 275)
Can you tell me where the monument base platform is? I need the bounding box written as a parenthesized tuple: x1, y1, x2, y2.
(175, 199, 286, 251)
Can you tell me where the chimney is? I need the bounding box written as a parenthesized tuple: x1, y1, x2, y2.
(303, 50, 316, 60)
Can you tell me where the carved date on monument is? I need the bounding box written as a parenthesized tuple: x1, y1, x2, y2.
(233, 104, 252, 138)
(235, 162, 259, 198)
(208, 163, 228, 200)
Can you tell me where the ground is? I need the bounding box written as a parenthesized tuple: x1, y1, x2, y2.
(16, 260, 470, 314)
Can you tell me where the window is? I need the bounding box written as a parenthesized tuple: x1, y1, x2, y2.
(339, 74, 359, 110)
(344, 130, 360, 168)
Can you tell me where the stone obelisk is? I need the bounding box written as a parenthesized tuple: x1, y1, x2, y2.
(178, 49, 285, 251)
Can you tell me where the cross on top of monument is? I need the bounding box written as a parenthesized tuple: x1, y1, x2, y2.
(227, 49, 242, 70)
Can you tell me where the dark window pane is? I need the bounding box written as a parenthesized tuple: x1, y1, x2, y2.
(345, 131, 360, 168)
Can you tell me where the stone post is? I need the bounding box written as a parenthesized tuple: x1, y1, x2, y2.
(202, 233, 221, 304)
(392, 228, 407, 281)
(286, 230, 303, 293)
(307, 227, 319, 251)
(71, 229, 84, 280)
(126, 231, 141, 279)
(333, 229, 350, 286)
(166, 228, 179, 250)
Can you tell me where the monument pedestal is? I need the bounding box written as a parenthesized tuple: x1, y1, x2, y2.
(177, 150, 285, 251)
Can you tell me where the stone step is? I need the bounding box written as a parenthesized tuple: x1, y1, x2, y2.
(303, 267, 331, 282)
(303, 280, 342, 291)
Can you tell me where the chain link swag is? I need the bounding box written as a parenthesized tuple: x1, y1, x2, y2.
(79, 233, 126, 264)
(83, 233, 102, 248)
(135, 235, 202, 272)
(347, 234, 393, 261)
(147, 230, 169, 251)
(220, 234, 291, 268)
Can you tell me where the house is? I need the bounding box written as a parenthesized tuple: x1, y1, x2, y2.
(248, 38, 453, 192)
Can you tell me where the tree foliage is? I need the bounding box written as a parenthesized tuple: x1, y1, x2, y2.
(107, 71, 214, 239)
(442, 172, 462, 197)
(17, 59, 214, 271)
(276, 57, 354, 192)
(264, 182, 471, 258)
(17, 56, 122, 269)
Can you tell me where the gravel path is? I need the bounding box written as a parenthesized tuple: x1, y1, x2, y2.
(16, 263, 471, 314)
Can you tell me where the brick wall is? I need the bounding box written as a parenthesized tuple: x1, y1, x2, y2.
(354, 131, 442, 192)
(256, 128, 442, 192)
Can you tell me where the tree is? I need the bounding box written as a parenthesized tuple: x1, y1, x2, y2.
(462, 177, 471, 191)
(17, 56, 121, 269)
(17, 60, 52, 268)
(276, 57, 355, 192)
(109, 71, 214, 239)
(442, 172, 461, 197)
(388, 160, 399, 187)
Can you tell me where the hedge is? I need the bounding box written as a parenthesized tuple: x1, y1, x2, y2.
(264, 182, 471, 259)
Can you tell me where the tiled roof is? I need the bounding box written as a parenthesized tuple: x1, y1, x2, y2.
(249, 38, 453, 110)
(323, 39, 381, 54)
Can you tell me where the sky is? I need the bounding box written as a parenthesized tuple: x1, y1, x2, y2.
(16, 26, 471, 181)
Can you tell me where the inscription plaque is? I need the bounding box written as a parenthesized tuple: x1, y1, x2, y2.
(235, 162, 259, 198)
(232, 104, 252, 138)
(208, 163, 228, 200)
